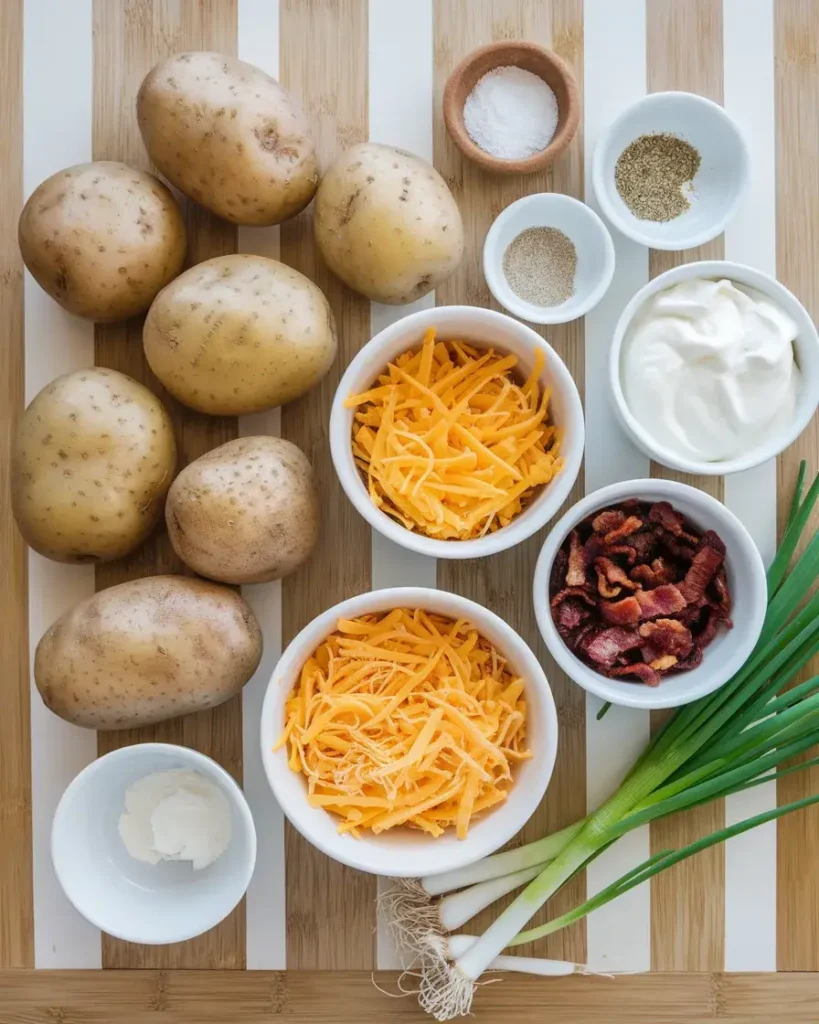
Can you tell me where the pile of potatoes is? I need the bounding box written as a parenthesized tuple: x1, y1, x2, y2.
(14, 49, 465, 733)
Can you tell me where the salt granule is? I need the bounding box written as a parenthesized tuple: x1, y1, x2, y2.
(463, 65, 559, 161)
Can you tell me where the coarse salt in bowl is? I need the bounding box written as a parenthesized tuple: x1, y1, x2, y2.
(329, 304, 585, 559)
(533, 480, 767, 711)
(260, 587, 559, 877)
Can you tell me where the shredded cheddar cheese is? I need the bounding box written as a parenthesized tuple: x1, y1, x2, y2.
(275, 608, 530, 839)
(345, 328, 564, 540)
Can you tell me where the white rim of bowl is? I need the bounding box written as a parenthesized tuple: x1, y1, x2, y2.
(608, 259, 819, 476)
(51, 742, 257, 946)
(532, 479, 768, 710)
(259, 586, 559, 876)
(482, 194, 616, 325)
(591, 91, 750, 251)
(329, 305, 585, 559)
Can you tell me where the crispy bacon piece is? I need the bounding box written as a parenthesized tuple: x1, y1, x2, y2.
(603, 543, 637, 565)
(600, 595, 642, 627)
(581, 627, 645, 667)
(566, 530, 586, 587)
(672, 647, 704, 672)
(649, 501, 699, 545)
(550, 547, 569, 595)
(596, 556, 639, 593)
(630, 557, 677, 589)
(639, 618, 693, 660)
(695, 605, 730, 649)
(630, 531, 658, 562)
(609, 662, 661, 686)
(604, 515, 644, 545)
(634, 584, 687, 619)
(709, 567, 732, 617)
(555, 597, 591, 633)
(592, 509, 625, 535)
(648, 654, 678, 672)
(551, 586, 596, 610)
(697, 530, 727, 556)
(653, 526, 696, 562)
(679, 544, 725, 605)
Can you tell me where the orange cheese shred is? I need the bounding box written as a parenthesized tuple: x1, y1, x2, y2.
(345, 329, 564, 540)
(275, 609, 531, 839)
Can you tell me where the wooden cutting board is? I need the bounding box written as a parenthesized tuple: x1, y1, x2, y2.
(2, 0, 818, 1020)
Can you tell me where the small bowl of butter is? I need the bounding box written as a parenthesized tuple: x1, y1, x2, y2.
(609, 260, 819, 476)
(51, 743, 256, 945)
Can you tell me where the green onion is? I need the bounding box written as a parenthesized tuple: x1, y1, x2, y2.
(416, 464, 819, 1007)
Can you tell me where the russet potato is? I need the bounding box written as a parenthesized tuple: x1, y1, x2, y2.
(34, 576, 263, 730)
(12, 367, 176, 563)
(143, 254, 336, 416)
(18, 161, 186, 322)
(166, 436, 319, 585)
(137, 51, 318, 226)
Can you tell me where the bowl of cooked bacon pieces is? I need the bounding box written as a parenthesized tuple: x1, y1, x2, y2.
(533, 479, 767, 709)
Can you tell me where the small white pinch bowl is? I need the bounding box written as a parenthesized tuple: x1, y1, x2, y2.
(52, 743, 256, 945)
(329, 305, 584, 559)
(610, 260, 819, 476)
(260, 587, 559, 877)
(592, 91, 749, 250)
(533, 480, 767, 711)
(483, 193, 615, 325)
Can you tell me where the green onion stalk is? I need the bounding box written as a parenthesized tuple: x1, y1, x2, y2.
(383, 465, 819, 1021)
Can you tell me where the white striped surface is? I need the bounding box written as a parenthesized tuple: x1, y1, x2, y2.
(582, 0, 652, 974)
(722, 0, 777, 974)
(368, 0, 437, 971)
(237, 0, 287, 972)
(22, 0, 784, 972)
(24, 0, 102, 969)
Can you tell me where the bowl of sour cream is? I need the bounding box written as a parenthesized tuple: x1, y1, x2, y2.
(51, 743, 256, 945)
(609, 261, 819, 475)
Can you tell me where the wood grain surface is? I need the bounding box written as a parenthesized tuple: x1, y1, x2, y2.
(433, 0, 587, 963)
(6, 969, 819, 1023)
(646, 0, 726, 973)
(0, 0, 33, 972)
(775, 0, 819, 973)
(279, 0, 375, 972)
(92, 0, 243, 970)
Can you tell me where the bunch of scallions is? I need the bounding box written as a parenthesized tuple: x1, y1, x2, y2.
(382, 464, 819, 1021)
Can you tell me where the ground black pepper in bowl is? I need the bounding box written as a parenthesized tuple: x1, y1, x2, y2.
(615, 133, 701, 222)
(502, 226, 577, 307)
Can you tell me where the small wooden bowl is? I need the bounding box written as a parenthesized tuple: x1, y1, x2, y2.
(443, 41, 580, 175)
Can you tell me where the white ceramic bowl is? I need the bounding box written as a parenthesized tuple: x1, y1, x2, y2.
(52, 743, 256, 944)
(329, 305, 584, 559)
(592, 91, 749, 250)
(483, 193, 615, 324)
(260, 587, 558, 877)
(610, 260, 819, 476)
(533, 480, 767, 710)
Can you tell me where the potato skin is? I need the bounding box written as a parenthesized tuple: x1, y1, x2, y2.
(18, 161, 186, 322)
(137, 51, 318, 226)
(34, 576, 262, 730)
(12, 368, 176, 563)
(166, 436, 319, 584)
(143, 254, 336, 416)
(314, 143, 464, 304)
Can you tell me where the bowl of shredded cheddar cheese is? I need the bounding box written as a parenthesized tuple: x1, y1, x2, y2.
(260, 587, 558, 877)
(329, 305, 584, 559)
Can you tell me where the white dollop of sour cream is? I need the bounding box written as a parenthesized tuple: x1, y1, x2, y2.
(622, 278, 801, 462)
(118, 769, 232, 871)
